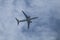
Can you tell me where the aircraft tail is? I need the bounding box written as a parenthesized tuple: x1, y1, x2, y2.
(15, 18, 20, 25)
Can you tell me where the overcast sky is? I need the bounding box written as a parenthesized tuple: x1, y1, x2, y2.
(0, 0, 60, 40)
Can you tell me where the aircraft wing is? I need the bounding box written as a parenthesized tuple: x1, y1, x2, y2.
(27, 21, 30, 29)
(30, 17, 38, 20)
(22, 10, 28, 18)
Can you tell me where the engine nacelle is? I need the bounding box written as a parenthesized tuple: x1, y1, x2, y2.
(30, 21, 32, 23)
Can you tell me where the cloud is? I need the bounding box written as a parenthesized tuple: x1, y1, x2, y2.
(0, 0, 60, 40)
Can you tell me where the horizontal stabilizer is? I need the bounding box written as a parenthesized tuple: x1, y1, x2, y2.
(15, 18, 20, 25)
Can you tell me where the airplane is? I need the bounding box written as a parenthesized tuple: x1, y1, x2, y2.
(15, 10, 38, 29)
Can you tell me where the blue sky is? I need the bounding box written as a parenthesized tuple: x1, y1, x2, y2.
(0, 0, 60, 40)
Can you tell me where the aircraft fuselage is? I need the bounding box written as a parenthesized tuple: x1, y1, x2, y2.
(26, 17, 32, 23)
